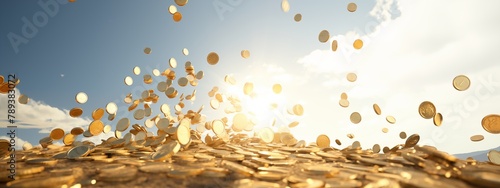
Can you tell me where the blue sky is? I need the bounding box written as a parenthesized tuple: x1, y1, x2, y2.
(1, 0, 499, 156)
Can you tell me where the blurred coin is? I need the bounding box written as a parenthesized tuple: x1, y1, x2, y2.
(144, 47, 151, 54)
(372, 144, 381, 153)
(178, 77, 188, 87)
(452, 75, 471, 91)
(50, 128, 65, 140)
(294, 13, 302, 22)
(316, 134, 330, 148)
(243, 82, 254, 95)
(89, 120, 104, 136)
(433, 113, 443, 126)
(169, 58, 177, 68)
(470, 135, 484, 142)
(152, 69, 160, 76)
(71, 127, 84, 135)
(482, 114, 500, 134)
(382, 127, 389, 133)
(288, 121, 299, 128)
(18, 94, 29, 104)
(335, 139, 341, 145)
(63, 133, 76, 146)
(386, 116, 396, 124)
(318, 30, 330, 43)
(92, 108, 105, 120)
(487, 150, 500, 165)
(75, 92, 88, 104)
(173, 12, 182, 22)
(134, 109, 145, 120)
(373, 104, 382, 115)
(293, 104, 304, 116)
(67, 145, 91, 158)
(340, 92, 348, 100)
(339, 99, 349, 107)
(346, 73, 357, 82)
(399, 132, 407, 139)
(212, 120, 225, 135)
(124, 76, 133, 86)
(69, 107, 83, 117)
(168, 5, 177, 14)
(174, 0, 188, 6)
(281, 0, 290, 12)
(259, 128, 274, 143)
(404, 134, 420, 148)
(272, 84, 282, 94)
(210, 99, 220, 110)
(183, 48, 189, 56)
(207, 52, 219, 65)
(176, 125, 191, 145)
(418, 101, 436, 119)
(241, 50, 250, 59)
(106, 102, 118, 114)
(331, 40, 338, 51)
(353, 39, 363, 49)
(350, 112, 361, 124)
(103, 125, 112, 134)
(347, 3, 357, 12)
(133, 66, 141, 75)
(195, 71, 204, 80)
(116, 118, 130, 132)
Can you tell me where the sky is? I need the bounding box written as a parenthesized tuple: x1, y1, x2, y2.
(0, 0, 499, 156)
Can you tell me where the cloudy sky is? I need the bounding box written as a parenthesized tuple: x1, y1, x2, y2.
(0, 0, 499, 156)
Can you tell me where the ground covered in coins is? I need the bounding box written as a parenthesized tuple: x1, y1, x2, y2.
(1, 134, 500, 188)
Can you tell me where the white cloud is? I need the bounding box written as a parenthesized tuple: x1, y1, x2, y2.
(295, 0, 500, 154)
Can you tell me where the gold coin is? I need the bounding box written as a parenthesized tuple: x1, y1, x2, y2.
(481, 114, 500, 134)
(232, 113, 248, 132)
(63, 133, 76, 146)
(152, 69, 161, 77)
(89, 120, 104, 136)
(433, 113, 443, 126)
(318, 30, 330, 43)
(347, 133, 354, 139)
(212, 120, 225, 135)
(243, 82, 254, 95)
(69, 107, 83, 117)
(335, 139, 341, 145)
(418, 101, 436, 119)
(259, 128, 274, 143)
(18, 94, 29, 104)
(124, 76, 133, 86)
(103, 125, 112, 134)
(487, 150, 500, 165)
(281, 0, 290, 12)
(83, 130, 93, 137)
(105, 102, 118, 114)
(174, 0, 188, 6)
(182, 48, 189, 56)
(399, 131, 407, 139)
(353, 39, 363, 49)
(294, 13, 302, 22)
(70, 127, 84, 135)
(386, 116, 396, 124)
(241, 50, 250, 59)
(272, 84, 282, 94)
(50, 128, 65, 140)
(133, 66, 141, 75)
(144, 47, 152, 54)
(382, 127, 389, 133)
(288, 121, 299, 128)
(373, 104, 382, 115)
(331, 40, 338, 51)
(173, 12, 182, 22)
(293, 104, 304, 116)
(176, 125, 191, 145)
(134, 109, 145, 120)
(452, 75, 471, 91)
(404, 134, 420, 148)
(168, 5, 177, 14)
(470, 135, 484, 142)
(340, 92, 348, 100)
(75, 92, 88, 104)
(0, 75, 3, 83)
(178, 77, 188, 87)
(346, 73, 357, 82)
(210, 99, 220, 110)
(207, 52, 219, 65)
(347, 3, 357, 12)
(339, 99, 349, 108)
(316, 134, 330, 148)
(116, 118, 130, 132)
(372, 144, 380, 153)
(92, 108, 105, 120)
(169, 58, 177, 68)
(350, 112, 361, 124)
(195, 71, 204, 80)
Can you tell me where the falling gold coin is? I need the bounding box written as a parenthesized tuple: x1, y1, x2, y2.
(347, 3, 357, 12)
(294, 14, 302, 22)
(288, 121, 299, 128)
(340, 92, 348, 100)
(281, 0, 290, 12)
(182, 48, 189, 56)
(168, 5, 177, 14)
(63, 133, 75, 146)
(259, 128, 274, 143)
(404, 134, 420, 148)
(75, 92, 88, 104)
(116, 118, 130, 132)
(433, 113, 443, 126)
(176, 125, 191, 145)
(382, 127, 389, 133)
(178, 77, 188, 87)
(103, 125, 112, 134)
(70, 127, 84, 135)
(331, 40, 338, 51)
(318, 30, 330, 43)
(134, 109, 145, 120)
(207, 52, 219, 65)
(241, 50, 250, 59)
(316, 134, 330, 148)
(18, 94, 29, 104)
(169, 58, 177, 68)
(481, 114, 500, 134)
(92, 108, 105, 120)
(133, 66, 141, 75)
(487, 150, 500, 165)
(293, 104, 304, 116)
(470, 135, 484, 142)
(399, 132, 407, 139)
(124, 76, 133, 86)
(353, 39, 363, 49)
(339, 99, 349, 108)
(373, 104, 382, 115)
(272, 84, 282, 94)
(347, 133, 354, 139)
(346, 73, 357, 82)
(174, 0, 188, 6)
(144, 47, 152, 54)
(243, 82, 254, 95)
(212, 120, 225, 135)
(69, 107, 83, 118)
(335, 139, 341, 145)
(372, 144, 380, 153)
(50, 128, 65, 140)
(386, 116, 396, 124)
(106, 102, 118, 114)
(452, 75, 471, 91)
(89, 120, 104, 136)
(173, 12, 182, 22)
(418, 101, 436, 119)
(350, 112, 361, 124)
(152, 69, 161, 76)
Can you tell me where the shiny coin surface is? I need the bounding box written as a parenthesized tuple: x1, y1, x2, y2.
(418, 101, 436, 119)
(75, 92, 88, 104)
(316, 134, 330, 148)
(350, 112, 361, 124)
(346, 73, 357, 82)
(103, 125, 112, 133)
(133, 66, 141, 75)
(106, 102, 118, 114)
(69, 107, 83, 117)
(481, 114, 500, 134)
(470, 134, 484, 142)
(294, 13, 302, 22)
(168, 5, 177, 14)
(182, 48, 189, 55)
(353, 39, 363, 49)
(318, 30, 330, 43)
(210, 99, 220, 110)
(207, 52, 219, 65)
(433, 113, 443, 126)
(89, 120, 104, 136)
(241, 50, 250, 59)
(63, 133, 75, 145)
(92, 108, 105, 120)
(176, 125, 191, 145)
(288, 121, 299, 128)
(452, 75, 471, 91)
(50, 128, 65, 140)
(144, 47, 152, 54)
(386, 116, 396, 124)
(373, 104, 381, 115)
(124, 76, 133, 86)
(347, 3, 357, 12)
(293, 104, 304, 116)
(487, 150, 500, 165)
(281, 0, 290, 12)
(169, 58, 177, 68)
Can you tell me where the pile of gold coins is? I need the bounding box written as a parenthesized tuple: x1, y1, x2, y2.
(2, 0, 500, 187)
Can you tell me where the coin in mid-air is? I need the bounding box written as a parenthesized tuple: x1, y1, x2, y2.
(347, 3, 357, 12)
(418, 101, 436, 119)
(318, 30, 330, 43)
(294, 14, 302, 22)
(75, 92, 88, 104)
(207, 52, 219, 65)
(452, 75, 470, 91)
(350, 112, 361, 124)
(481, 114, 500, 134)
